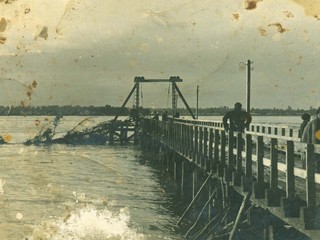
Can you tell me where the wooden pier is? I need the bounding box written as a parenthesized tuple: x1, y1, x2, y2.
(140, 117, 320, 239)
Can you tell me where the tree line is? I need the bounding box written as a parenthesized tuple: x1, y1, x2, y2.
(0, 105, 151, 116)
(152, 106, 317, 116)
(0, 105, 315, 116)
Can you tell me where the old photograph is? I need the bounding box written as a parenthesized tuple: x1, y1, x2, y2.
(0, 0, 319, 239)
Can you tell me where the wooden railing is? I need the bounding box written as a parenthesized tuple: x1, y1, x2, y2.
(171, 117, 300, 139)
(141, 117, 320, 236)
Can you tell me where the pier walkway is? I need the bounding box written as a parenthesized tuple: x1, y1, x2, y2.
(140, 117, 320, 239)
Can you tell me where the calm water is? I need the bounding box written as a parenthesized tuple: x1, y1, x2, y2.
(0, 116, 185, 239)
(0, 115, 301, 239)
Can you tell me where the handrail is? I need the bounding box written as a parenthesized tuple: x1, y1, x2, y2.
(140, 117, 320, 234)
(166, 117, 300, 139)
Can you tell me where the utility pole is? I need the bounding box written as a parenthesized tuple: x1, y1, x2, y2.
(246, 59, 252, 114)
(196, 85, 199, 119)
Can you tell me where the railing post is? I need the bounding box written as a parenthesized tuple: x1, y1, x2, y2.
(178, 124, 182, 152)
(281, 140, 300, 218)
(208, 128, 213, 172)
(173, 123, 177, 152)
(194, 126, 198, 163)
(253, 136, 266, 199)
(242, 134, 252, 192)
(213, 129, 219, 174)
(190, 125, 194, 159)
(302, 144, 320, 229)
(185, 124, 188, 155)
(225, 131, 234, 182)
(186, 125, 190, 157)
(204, 127, 209, 170)
(199, 126, 203, 166)
(266, 138, 282, 207)
(232, 132, 243, 186)
(218, 131, 226, 177)
(182, 124, 186, 155)
(286, 141, 295, 198)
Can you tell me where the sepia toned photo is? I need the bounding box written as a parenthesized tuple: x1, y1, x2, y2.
(0, 0, 319, 239)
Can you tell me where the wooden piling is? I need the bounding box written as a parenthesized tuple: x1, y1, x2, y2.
(219, 131, 226, 177)
(302, 144, 320, 229)
(199, 126, 203, 167)
(194, 126, 199, 163)
(204, 127, 209, 170)
(213, 129, 219, 174)
(225, 131, 234, 182)
(176, 171, 213, 226)
(266, 138, 282, 207)
(208, 128, 213, 172)
(281, 140, 300, 218)
(232, 132, 243, 186)
(242, 134, 252, 192)
(253, 136, 266, 199)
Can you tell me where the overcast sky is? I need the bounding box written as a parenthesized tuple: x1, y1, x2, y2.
(0, 0, 319, 110)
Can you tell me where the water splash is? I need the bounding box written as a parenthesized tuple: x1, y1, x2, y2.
(28, 205, 145, 240)
(0, 178, 5, 195)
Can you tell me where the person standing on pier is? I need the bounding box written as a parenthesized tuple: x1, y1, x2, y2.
(299, 113, 311, 138)
(301, 109, 320, 144)
(222, 102, 252, 133)
(162, 111, 168, 121)
(301, 109, 320, 171)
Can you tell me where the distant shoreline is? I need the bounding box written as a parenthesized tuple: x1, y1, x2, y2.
(0, 105, 315, 117)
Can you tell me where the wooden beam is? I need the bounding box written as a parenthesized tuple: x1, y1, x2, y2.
(113, 83, 137, 121)
(173, 82, 196, 119)
(134, 76, 183, 83)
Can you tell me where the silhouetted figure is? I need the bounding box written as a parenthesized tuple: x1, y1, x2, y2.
(301, 109, 320, 172)
(301, 109, 320, 144)
(222, 102, 252, 133)
(162, 111, 168, 121)
(299, 113, 311, 138)
(174, 112, 180, 118)
(152, 111, 159, 120)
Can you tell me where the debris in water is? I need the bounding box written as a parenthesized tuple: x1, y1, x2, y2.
(24, 115, 138, 145)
